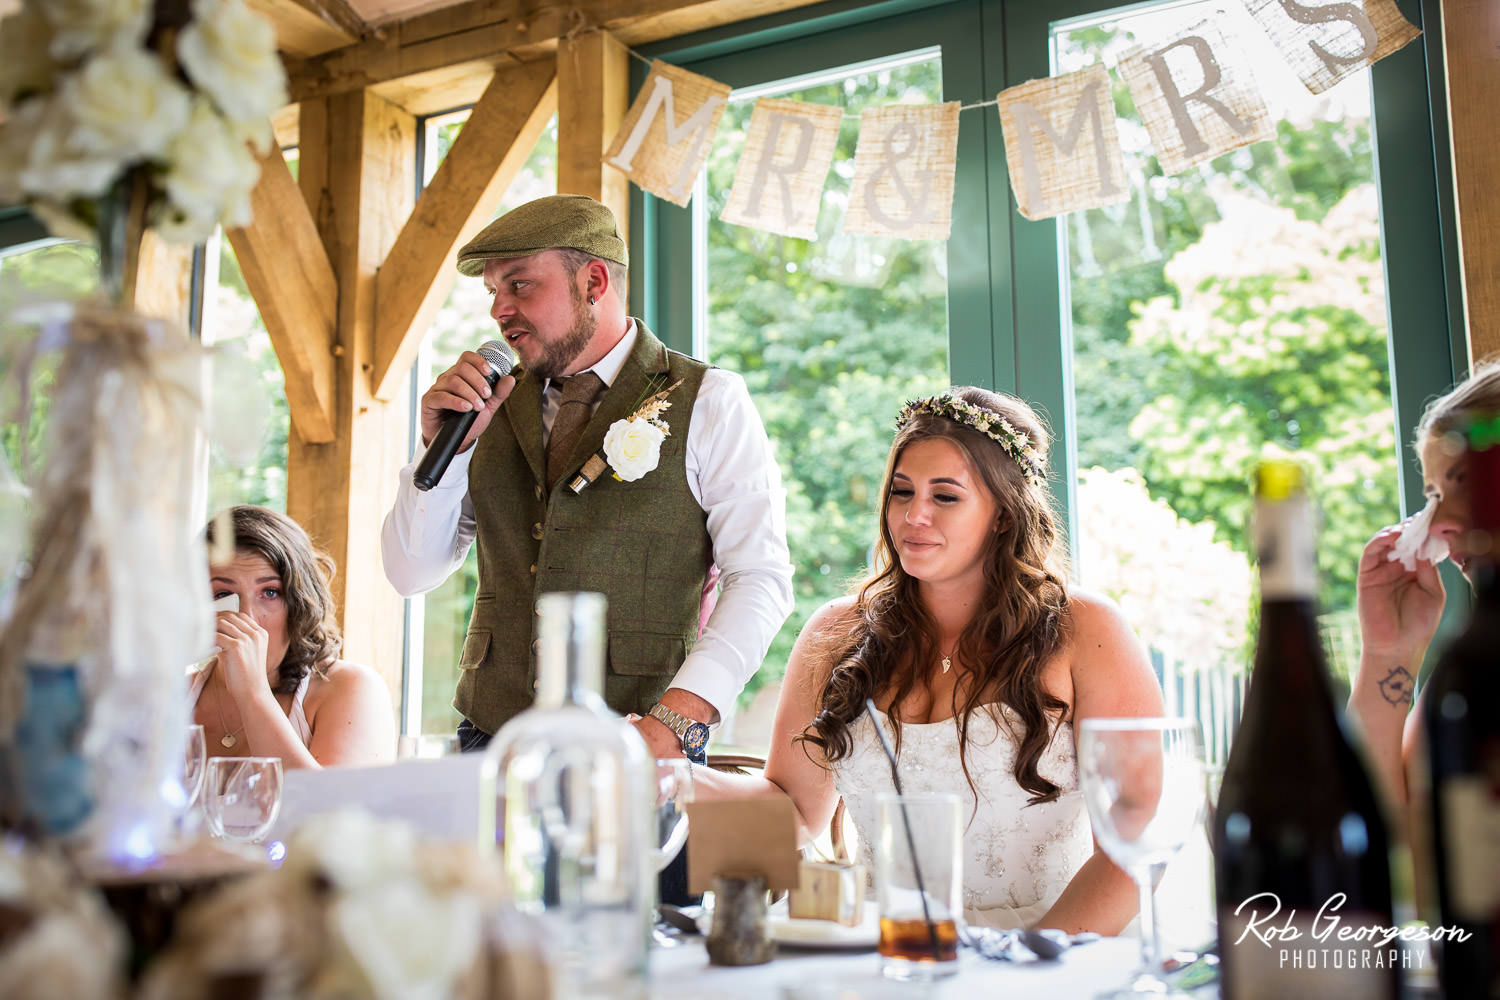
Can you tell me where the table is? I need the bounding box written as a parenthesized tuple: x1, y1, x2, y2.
(649, 937, 1213, 999)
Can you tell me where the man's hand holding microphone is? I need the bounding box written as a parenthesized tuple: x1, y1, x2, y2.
(413, 340, 517, 491)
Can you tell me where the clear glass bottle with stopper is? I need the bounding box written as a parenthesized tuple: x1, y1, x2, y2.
(485, 592, 656, 999)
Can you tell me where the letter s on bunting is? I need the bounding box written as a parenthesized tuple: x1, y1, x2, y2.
(1242, 0, 1420, 95)
(996, 64, 1130, 221)
(843, 102, 961, 241)
(605, 61, 731, 206)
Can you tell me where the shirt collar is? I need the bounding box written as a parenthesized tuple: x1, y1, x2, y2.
(545, 318, 636, 393)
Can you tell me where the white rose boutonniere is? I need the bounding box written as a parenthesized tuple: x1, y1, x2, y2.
(570, 378, 685, 494)
(603, 418, 667, 482)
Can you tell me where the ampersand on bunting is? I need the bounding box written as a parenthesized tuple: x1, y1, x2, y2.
(843, 102, 960, 240)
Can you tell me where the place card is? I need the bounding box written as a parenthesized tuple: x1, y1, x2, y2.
(685, 797, 801, 894)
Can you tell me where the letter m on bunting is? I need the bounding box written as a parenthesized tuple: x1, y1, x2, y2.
(605, 61, 731, 206)
(995, 65, 1129, 221)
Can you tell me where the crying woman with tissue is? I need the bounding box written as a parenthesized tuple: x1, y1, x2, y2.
(1348, 361, 1500, 809)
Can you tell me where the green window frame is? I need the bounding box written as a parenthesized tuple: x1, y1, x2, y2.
(630, 0, 1460, 536)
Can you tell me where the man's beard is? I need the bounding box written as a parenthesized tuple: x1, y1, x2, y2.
(527, 285, 597, 380)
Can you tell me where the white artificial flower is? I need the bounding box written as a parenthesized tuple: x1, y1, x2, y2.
(178, 0, 288, 126)
(60, 41, 192, 164)
(0, 8, 58, 104)
(17, 99, 120, 202)
(603, 417, 667, 482)
(287, 810, 420, 892)
(332, 884, 483, 1000)
(39, 0, 151, 61)
(158, 97, 260, 242)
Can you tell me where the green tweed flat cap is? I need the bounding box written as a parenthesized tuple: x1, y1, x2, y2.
(456, 194, 628, 276)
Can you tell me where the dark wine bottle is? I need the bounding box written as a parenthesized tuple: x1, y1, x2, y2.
(1214, 460, 1399, 999)
(1423, 417, 1500, 999)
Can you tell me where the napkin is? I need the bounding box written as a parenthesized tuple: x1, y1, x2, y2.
(1388, 497, 1449, 572)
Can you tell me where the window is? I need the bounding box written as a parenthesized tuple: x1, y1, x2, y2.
(636, 0, 1457, 755)
(403, 111, 558, 737)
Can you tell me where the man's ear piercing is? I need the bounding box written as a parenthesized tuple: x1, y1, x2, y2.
(589, 296, 596, 305)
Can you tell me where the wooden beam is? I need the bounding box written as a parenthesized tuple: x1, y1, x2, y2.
(287, 90, 414, 715)
(1443, 0, 1500, 363)
(284, 0, 827, 103)
(557, 29, 630, 228)
(370, 61, 556, 401)
(224, 143, 339, 443)
(132, 229, 195, 333)
(249, 0, 361, 57)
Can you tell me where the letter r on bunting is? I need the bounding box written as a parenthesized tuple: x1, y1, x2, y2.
(1243, 0, 1420, 95)
(721, 99, 843, 239)
(995, 65, 1129, 221)
(1118, 19, 1276, 175)
(605, 61, 731, 206)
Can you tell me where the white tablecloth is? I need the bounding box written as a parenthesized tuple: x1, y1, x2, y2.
(649, 937, 1208, 999)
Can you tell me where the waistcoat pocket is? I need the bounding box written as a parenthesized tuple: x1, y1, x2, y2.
(458, 629, 491, 671)
(608, 631, 687, 677)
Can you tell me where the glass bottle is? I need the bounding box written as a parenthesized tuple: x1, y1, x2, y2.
(1214, 460, 1398, 999)
(1422, 417, 1500, 999)
(486, 592, 654, 999)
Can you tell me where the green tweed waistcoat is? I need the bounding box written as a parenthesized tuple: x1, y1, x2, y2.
(456, 322, 714, 734)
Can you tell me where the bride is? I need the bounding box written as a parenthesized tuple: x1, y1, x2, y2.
(694, 387, 1163, 933)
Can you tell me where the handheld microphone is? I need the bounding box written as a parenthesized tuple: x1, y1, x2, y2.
(413, 340, 515, 491)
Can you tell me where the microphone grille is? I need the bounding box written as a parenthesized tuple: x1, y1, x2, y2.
(477, 340, 515, 377)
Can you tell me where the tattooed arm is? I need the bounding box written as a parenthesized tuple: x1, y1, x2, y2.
(1348, 525, 1445, 811)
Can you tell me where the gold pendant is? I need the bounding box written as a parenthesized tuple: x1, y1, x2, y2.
(221, 733, 237, 749)
(941, 656, 952, 674)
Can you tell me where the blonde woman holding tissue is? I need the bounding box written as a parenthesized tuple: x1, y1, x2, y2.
(1350, 362, 1500, 808)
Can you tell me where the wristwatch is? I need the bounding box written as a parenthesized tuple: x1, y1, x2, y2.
(648, 703, 711, 757)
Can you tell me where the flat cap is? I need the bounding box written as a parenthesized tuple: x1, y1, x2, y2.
(456, 194, 628, 276)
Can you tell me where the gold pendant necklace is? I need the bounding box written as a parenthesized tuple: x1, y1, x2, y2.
(941, 647, 955, 674)
(209, 669, 246, 749)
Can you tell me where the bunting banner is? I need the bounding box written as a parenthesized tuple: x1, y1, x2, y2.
(604, 61, 731, 206)
(602, 3, 1422, 235)
(1243, 0, 1422, 95)
(843, 102, 961, 240)
(996, 64, 1130, 222)
(1118, 19, 1277, 176)
(721, 99, 843, 239)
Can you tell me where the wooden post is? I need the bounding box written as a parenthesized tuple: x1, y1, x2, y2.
(287, 91, 414, 714)
(1443, 0, 1500, 363)
(557, 29, 631, 231)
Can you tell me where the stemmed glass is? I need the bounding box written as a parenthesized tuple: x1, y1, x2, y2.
(1078, 717, 1206, 999)
(182, 724, 207, 813)
(654, 757, 693, 871)
(203, 756, 283, 843)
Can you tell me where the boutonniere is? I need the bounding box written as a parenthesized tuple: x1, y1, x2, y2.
(567, 378, 684, 494)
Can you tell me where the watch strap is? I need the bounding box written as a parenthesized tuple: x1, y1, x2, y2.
(648, 702, 694, 741)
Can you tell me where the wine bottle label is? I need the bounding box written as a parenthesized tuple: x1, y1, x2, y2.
(1253, 495, 1318, 599)
(1220, 905, 1402, 998)
(1441, 776, 1500, 919)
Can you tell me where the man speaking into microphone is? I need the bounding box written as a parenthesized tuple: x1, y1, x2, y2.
(380, 194, 793, 769)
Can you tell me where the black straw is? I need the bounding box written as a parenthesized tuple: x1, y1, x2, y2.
(864, 699, 942, 960)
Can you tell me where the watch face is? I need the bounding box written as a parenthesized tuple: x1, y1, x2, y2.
(683, 722, 710, 754)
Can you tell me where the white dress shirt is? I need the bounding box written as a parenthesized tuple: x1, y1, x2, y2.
(382, 321, 795, 722)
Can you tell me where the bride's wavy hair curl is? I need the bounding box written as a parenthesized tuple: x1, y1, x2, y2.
(800, 387, 1073, 804)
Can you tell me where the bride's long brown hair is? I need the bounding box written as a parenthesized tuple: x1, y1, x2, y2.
(800, 387, 1074, 804)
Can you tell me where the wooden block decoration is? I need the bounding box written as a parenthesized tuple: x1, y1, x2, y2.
(788, 860, 867, 925)
(1243, 0, 1421, 95)
(720, 98, 843, 240)
(604, 60, 730, 206)
(843, 102, 961, 240)
(1118, 19, 1277, 176)
(996, 64, 1130, 221)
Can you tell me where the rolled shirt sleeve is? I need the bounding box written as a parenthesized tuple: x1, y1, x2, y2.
(669, 368, 795, 722)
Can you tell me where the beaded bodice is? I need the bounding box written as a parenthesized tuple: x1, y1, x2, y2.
(830, 706, 1092, 929)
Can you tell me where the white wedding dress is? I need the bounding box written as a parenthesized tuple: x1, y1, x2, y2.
(830, 705, 1093, 930)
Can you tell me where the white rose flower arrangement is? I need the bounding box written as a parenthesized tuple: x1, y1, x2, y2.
(0, 0, 286, 245)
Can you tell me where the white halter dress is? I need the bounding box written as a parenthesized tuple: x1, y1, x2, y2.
(830, 705, 1093, 929)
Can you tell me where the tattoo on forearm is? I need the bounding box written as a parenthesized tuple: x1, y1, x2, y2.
(1378, 666, 1415, 708)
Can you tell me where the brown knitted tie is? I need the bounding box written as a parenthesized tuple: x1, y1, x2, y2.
(546, 372, 606, 488)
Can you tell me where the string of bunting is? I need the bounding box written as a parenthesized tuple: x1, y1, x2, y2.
(602, 0, 1419, 237)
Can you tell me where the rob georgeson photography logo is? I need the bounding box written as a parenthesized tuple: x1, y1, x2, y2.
(1232, 893, 1470, 970)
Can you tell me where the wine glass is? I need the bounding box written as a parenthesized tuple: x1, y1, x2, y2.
(203, 756, 283, 843)
(654, 757, 693, 871)
(182, 724, 207, 809)
(1078, 717, 1206, 999)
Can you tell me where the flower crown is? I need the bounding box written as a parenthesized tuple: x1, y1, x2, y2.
(896, 393, 1046, 487)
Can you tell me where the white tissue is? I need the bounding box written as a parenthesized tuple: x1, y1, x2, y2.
(1388, 497, 1450, 572)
